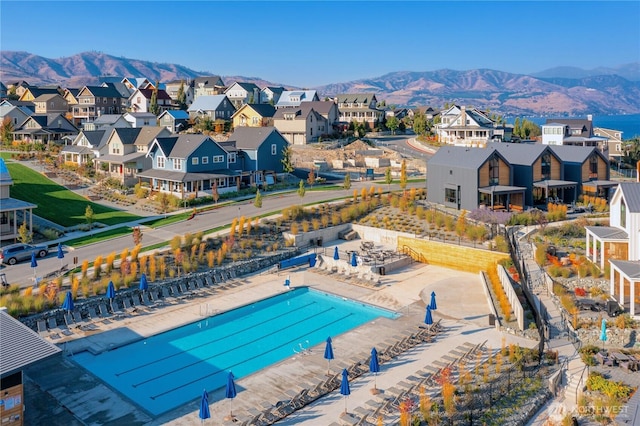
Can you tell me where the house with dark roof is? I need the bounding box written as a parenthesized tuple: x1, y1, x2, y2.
(0, 159, 38, 241)
(0, 82, 7, 99)
(158, 109, 190, 133)
(139, 134, 242, 199)
(231, 104, 276, 128)
(260, 86, 285, 104)
(32, 93, 68, 115)
(18, 86, 61, 102)
(335, 93, 384, 129)
(193, 76, 226, 99)
(0, 104, 32, 129)
(72, 85, 126, 125)
(585, 183, 640, 318)
(434, 105, 510, 146)
(129, 88, 172, 114)
(224, 82, 262, 109)
(541, 115, 609, 156)
(275, 90, 319, 108)
(273, 104, 327, 145)
(82, 114, 131, 131)
(0, 99, 35, 114)
(427, 143, 613, 211)
(187, 95, 236, 122)
(61, 129, 110, 166)
(228, 126, 288, 186)
(12, 113, 78, 145)
(123, 112, 158, 128)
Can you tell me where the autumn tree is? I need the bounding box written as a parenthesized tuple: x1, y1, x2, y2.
(176, 80, 187, 110)
(281, 145, 294, 174)
(413, 112, 427, 136)
(297, 179, 306, 204)
(1, 117, 14, 145)
(399, 160, 407, 191)
(85, 205, 94, 231)
(132, 226, 143, 245)
(385, 167, 393, 191)
(254, 189, 263, 208)
(18, 221, 32, 244)
(149, 81, 160, 116)
(307, 167, 315, 187)
(343, 173, 351, 190)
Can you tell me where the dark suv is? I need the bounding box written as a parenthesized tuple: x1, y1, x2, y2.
(0, 243, 49, 265)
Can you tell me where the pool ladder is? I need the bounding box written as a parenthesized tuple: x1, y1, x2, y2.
(199, 303, 218, 317)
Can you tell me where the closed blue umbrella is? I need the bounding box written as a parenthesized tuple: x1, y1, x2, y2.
(340, 368, 350, 413)
(106, 280, 116, 311)
(30, 252, 38, 281)
(600, 319, 607, 350)
(57, 243, 65, 268)
(198, 389, 210, 422)
(62, 290, 74, 312)
(324, 336, 334, 375)
(369, 347, 380, 393)
(424, 305, 433, 326)
(351, 252, 357, 267)
(284, 274, 290, 288)
(430, 291, 437, 310)
(225, 371, 237, 421)
(333, 246, 339, 260)
(139, 273, 148, 292)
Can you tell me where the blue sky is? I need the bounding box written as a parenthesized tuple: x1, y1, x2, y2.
(2, 1, 639, 87)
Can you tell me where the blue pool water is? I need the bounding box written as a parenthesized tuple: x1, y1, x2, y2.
(73, 287, 398, 415)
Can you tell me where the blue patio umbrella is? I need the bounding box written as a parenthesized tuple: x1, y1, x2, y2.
(430, 291, 437, 310)
(369, 347, 380, 393)
(106, 280, 116, 310)
(62, 290, 74, 312)
(324, 336, 334, 375)
(57, 243, 65, 268)
(333, 246, 339, 260)
(30, 252, 38, 280)
(198, 389, 210, 422)
(284, 274, 290, 288)
(340, 368, 350, 413)
(139, 273, 148, 292)
(600, 319, 608, 350)
(351, 252, 357, 267)
(424, 305, 433, 326)
(225, 371, 237, 421)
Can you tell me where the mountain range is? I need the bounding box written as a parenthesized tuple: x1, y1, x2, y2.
(2, 51, 639, 116)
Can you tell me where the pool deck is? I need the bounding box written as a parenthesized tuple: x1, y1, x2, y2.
(24, 239, 538, 425)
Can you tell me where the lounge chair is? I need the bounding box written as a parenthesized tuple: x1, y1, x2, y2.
(48, 317, 73, 337)
(37, 319, 51, 338)
(141, 292, 159, 308)
(73, 311, 98, 331)
(64, 312, 78, 329)
(122, 297, 138, 314)
(161, 287, 178, 304)
(98, 303, 116, 321)
(150, 290, 166, 306)
(131, 295, 150, 312)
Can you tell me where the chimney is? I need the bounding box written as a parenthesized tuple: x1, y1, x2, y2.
(587, 114, 593, 121)
(461, 105, 467, 126)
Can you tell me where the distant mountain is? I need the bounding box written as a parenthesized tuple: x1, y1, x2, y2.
(2, 51, 639, 115)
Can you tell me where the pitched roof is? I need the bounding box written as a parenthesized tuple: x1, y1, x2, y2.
(263, 86, 285, 94)
(275, 90, 318, 107)
(304, 101, 335, 115)
(618, 183, 640, 213)
(80, 85, 123, 98)
(194, 76, 225, 88)
(104, 82, 133, 98)
(335, 93, 377, 104)
(544, 118, 594, 137)
(134, 126, 170, 146)
(135, 88, 172, 100)
(163, 110, 189, 119)
(111, 127, 142, 145)
(166, 134, 216, 158)
(244, 104, 276, 117)
(548, 145, 598, 163)
(229, 126, 280, 150)
(273, 103, 324, 121)
(24, 87, 60, 98)
(188, 95, 230, 112)
(126, 112, 157, 119)
(152, 136, 178, 158)
(33, 93, 64, 102)
(489, 143, 549, 165)
(0, 308, 61, 379)
(427, 146, 501, 169)
(77, 129, 108, 148)
(226, 82, 260, 94)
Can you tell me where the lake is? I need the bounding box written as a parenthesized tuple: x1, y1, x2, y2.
(508, 114, 640, 140)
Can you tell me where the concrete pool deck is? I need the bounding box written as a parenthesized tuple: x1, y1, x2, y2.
(24, 239, 538, 425)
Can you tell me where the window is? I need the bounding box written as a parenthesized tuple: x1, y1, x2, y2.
(157, 156, 165, 168)
(541, 153, 551, 180)
(271, 144, 277, 155)
(252, 116, 259, 125)
(112, 143, 121, 154)
(616, 144, 622, 152)
(621, 199, 626, 228)
(213, 155, 224, 163)
(589, 155, 598, 178)
(228, 152, 236, 163)
(445, 188, 457, 204)
(192, 157, 199, 165)
(201, 156, 209, 164)
(489, 156, 499, 186)
(173, 158, 182, 170)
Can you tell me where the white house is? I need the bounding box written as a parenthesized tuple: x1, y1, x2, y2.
(124, 112, 157, 128)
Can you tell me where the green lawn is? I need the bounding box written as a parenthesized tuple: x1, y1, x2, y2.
(6, 163, 141, 227)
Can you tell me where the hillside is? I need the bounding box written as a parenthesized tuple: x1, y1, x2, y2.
(2, 51, 639, 116)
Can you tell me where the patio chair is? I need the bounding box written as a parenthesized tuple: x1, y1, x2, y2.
(161, 286, 178, 304)
(150, 290, 166, 306)
(73, 311, 98, 331)
(122, 297, 138, 314)
(37, 319, 51, 338)
(48, 317, 73, 337)
(141, 292, 159, 308)
(64, 312, 78, 329)
(98, 302, 116, 320)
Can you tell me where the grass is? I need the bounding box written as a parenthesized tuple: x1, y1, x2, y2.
(6, 162, 141, 227)
(1, 152, 14, 160)
(63, 227, 133, 247)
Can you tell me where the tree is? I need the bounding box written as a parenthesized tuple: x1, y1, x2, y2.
(281, 145, 294, 174)
(176, 80, 187, 110)
(297, 179, 306, 204)
(132, 226, 143, 245)
(307, 167, 316, 187)
(149, 82, 160, 116)
(413, 112, 427, 136)
(1, 117, 14, 145)
(158, 193, 170, 217)
(85, 205, 94, 231)
(212, 180, 219, 204)
(385, 167, 393, 191)
(18, 221, 32, 244)
(386, 116, 399, 135)
(254, 189, 263, 208)
(400, 160, 408, 191)
(343, 173, 351, 190)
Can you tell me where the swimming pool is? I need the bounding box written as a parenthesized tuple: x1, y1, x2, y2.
(73, 286, 398, 415)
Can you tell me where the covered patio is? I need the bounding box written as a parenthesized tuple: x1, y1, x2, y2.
(478, 185, 526, 212)
(533, 179, 577, 205)
(585, 226, 628, 269)
(609, 259, 640, 319)
(136, 169, 242, 200)
(582, 180, 619, 200)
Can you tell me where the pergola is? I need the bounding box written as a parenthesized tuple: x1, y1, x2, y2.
(533, 179, 577, 203)
(609, 259, 640, 318)
(478, 185, 526, 211)
(585, 225, 628, 269)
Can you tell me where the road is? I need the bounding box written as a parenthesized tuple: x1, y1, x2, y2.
(1, 180, 425, 288)
(368, 133, 434, 161)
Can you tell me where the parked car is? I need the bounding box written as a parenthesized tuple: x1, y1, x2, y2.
(0, 243, 49, 265)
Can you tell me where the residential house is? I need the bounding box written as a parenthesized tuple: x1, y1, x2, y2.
(121, 77, 152, 91)
(193, 76, 226, 99)
(124, 112, 157, 128)
(165, 79, 194, 107)
(228, 126, 288, 186)
(83, 114, 131, 131)
(261, 86, 285, 105)
(0, 82, 7, 99)
(0, 104, 32, 129)
(18, 86, 60, 102)
(0, 99, 35, 114)
(128, 88, 172, 114)
(12, 113, 78, 145)
(6, 81, 31, 99)
(61, 129, 110, 167)
(187, 95, 236, 122)
(594, 127, 625, 163)
(72, 85, 126, 126)
(585, 183, 640, 318)
(97, 126, 171, 186)
(275, 90, 319, 108)
(305, 101, 339, 136)
(103, 81, 133, 111)
(231, 104, 276, 128)
(335, 93, 384, 129)
(139, 134, 242, 199)
(273, 103, 326, 144)
(62, 88, 80, 110)
(158, 109, 190, 133)
(541, 115, 608, 155)
(0, 158, 37, 242)
(33, 93, 68, 114)
(426, 143, 613, 212)
(225, 82, 261, 109)
(434, 105, 505, 146)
